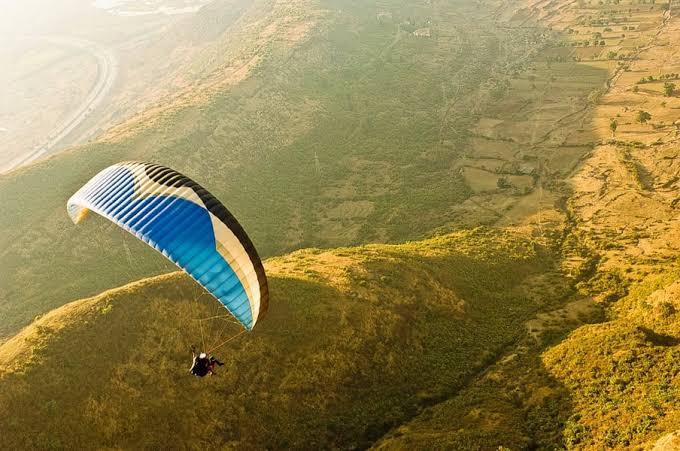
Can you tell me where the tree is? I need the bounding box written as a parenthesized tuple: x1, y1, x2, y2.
(497, 177, 511, 189)
(610, 119, 618, 136)
(664, 82, 676, 97)
(636, 110, 652, 124)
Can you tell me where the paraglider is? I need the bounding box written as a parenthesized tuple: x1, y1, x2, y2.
(67, 161, 269, 367)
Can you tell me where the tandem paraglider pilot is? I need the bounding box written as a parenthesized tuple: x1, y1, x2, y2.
(190, 345, 224, 377)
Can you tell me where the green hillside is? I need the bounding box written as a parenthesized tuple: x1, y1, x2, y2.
(2, 0, 679, 447)
(0, 229, 570, 449)
(542, 272, 680, 449)
(0, 0, 546, 339)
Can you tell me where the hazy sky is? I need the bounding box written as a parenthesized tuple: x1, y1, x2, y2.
(0, 0, 211, 172)
(0, 0, 211, 36)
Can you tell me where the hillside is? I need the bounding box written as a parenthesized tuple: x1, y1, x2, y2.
(1, 0, 679, 447)
(0, 229, 571, 449)
(0, 0, 560, 339)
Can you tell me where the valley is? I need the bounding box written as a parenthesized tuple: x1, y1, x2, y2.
(0, 0, 679, 448)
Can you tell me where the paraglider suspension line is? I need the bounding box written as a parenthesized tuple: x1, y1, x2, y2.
(207, 328, 246, 354)
(197, 314, 241, 351)
(197, 314, 241, 323)
(198, 314, 206, 351)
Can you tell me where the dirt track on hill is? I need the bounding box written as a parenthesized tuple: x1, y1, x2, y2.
(0, 36, 118, 174)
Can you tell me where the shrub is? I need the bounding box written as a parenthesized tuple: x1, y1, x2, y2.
(663, 82, 675, 97)
(636, 110, 651, 124)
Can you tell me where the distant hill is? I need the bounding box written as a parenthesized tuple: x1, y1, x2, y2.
(0, 229, 569, 449)
(105, 0, 291, 123)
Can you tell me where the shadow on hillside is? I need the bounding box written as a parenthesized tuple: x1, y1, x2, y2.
(637, 325, 680, 347)
(369, 266, 604, 447)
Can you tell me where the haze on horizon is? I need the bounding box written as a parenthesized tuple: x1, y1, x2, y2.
(0, 0, 211, 173)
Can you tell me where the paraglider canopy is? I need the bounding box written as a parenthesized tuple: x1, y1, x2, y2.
(67, 161, 268, 330)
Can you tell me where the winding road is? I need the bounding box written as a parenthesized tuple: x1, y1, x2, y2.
(1, 36, 118, 174)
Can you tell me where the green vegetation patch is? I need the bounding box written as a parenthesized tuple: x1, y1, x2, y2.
(543, 271, 680, 449)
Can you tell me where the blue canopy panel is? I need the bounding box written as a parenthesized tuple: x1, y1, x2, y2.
(67, 162, 268, 330)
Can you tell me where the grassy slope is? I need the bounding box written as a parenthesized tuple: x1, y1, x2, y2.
(373, 276, 680, 449)
(0, 229, 569, 449)
(0, 0, 533, 339)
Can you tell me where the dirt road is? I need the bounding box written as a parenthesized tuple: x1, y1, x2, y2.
(0, 36, 118, 173)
